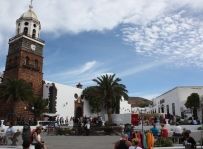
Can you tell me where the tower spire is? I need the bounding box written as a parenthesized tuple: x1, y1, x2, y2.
(29, 0, 33, 10)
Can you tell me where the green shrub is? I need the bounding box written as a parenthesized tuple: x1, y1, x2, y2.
(103, 126, 113, 135)
(56, 127, 72, 135)
(112, 126, 123, 134)
(197, 126, 203, 130)
(155, 138, 173, 147)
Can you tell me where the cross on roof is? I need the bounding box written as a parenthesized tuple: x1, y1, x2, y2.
(29, 0, 33, 9)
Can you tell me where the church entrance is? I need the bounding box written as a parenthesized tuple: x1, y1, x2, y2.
(75, 107, 83, 118)
(74, 93, 84, 118)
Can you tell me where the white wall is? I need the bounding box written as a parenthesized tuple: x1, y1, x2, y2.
(43, 81, 90, 120)
(120, 100, 131, 114)
(43, 81, 137, 120)
(151, 86, 203, 118)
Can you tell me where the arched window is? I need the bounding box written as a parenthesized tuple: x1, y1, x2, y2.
(23, 27, 28, 35)
(25, 56, 30, 65)
(34, 59, 38, 68)
(24, 22, 29, 26)
(172, 103, 175, 116)
(17, 27, 20, 34)
(32, 29, 36, 38)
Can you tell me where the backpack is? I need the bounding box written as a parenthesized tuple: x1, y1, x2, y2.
(117, 140, 128, 149)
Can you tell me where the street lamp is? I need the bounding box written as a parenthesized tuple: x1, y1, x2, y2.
(138, 108, 146, 133)
(200, 99, 203, 149)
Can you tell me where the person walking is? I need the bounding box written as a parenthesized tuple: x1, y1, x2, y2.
(173, 123, 183, 143)
(160, 124, 168, 138)
(150, 124, 159, 138)
(146, 130, 154, 149)
(183, 130, 196, 149)
(22, 140, 31, 149)
(114, 134, 132, 149)
(129, 139, 142, 149)
(84, 120, 90, 136)
(32, 126, 47, 149)
(5, 122, 16, 145)
(22, 123, 31, 144)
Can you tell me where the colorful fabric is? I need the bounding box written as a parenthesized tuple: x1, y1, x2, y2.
(160, 128, 168, 138)
(146, 132, 154, 149)
(142, 132, 147, 149)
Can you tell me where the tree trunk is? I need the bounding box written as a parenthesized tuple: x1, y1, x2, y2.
(193, 107, 198, 120)
(107, 108, 113, 125)
(8, 102, 17, 124)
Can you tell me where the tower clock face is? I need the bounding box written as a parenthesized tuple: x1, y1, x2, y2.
(31, 44, 36, 51)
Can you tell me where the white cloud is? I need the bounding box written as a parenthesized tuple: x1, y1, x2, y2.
(0, 0, 203, 45)
(118, 60, 169, 78)
(1, 0, 203, 67)
(0, 67, 4, 73)
(49, 60, 97, 77)
(80, 61, 97, 73)
(45, 60, 111, 86)
(122, 11, 203, 67)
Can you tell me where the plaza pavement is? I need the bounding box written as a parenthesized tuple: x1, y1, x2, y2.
(43, 135, 119, 149)
(0, 134, 203, 149)
(0, 134, 120, 149)
(40, 130, 203, 149)
(0, 127, 202, 149)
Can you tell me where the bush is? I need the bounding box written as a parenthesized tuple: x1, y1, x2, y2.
(113, 126, 123, 133)
(103, 126, 113, 135)
(155, 138, 173, 147)
(56, 127, 72, 135)
(197, 126, 203, 130)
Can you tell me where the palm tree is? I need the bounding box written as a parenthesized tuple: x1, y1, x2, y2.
(84, 74, 128, 124)
(30, 97, 49, 120)
(0, 78, 34, 121)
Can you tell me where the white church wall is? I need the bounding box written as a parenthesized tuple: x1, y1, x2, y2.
(43, 81, 83, 119)
(43, 81, 134, 121)
(83, 99, 91, 117)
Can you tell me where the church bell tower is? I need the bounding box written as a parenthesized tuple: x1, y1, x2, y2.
(4, 4, 45, 96)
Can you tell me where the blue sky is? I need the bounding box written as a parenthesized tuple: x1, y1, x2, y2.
(1, 0, 203, 99)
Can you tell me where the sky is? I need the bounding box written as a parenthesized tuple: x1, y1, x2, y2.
(1, 0, 203, 99)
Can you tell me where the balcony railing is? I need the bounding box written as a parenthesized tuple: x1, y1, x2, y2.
(9, 33, 45, 43)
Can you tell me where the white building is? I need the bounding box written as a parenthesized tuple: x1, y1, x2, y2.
(120, 100, 131, 114)
(150, 86, 203, 120)
(43, 81, 92, 120)
(43, 81, 131, 120)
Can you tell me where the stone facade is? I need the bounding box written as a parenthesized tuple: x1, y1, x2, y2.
(1, 6, 45, 122)
(4, 35, 44, 96)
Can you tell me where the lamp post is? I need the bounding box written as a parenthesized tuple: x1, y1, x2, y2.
(138, 108, 146, 133)
(201, 99, 203, 149)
